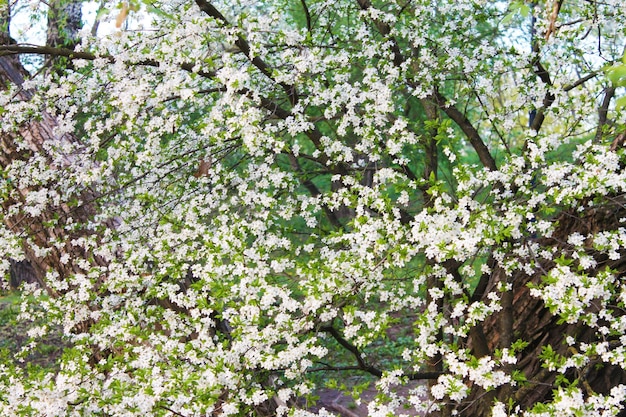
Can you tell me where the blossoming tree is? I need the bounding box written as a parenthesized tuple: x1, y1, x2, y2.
(1, 0, 626, 416)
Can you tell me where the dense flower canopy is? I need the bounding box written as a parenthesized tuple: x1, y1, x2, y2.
(1, 0, 626, 416)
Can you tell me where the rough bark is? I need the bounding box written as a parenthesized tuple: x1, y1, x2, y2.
(45, 0, 83, 72)
(0, 3, 103, 297)
(47, 0, 83, 48)
(463, 196, 626, 416)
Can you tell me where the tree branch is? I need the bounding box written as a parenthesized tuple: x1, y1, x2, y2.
(0, 43, 345, 229)
(320, 324, 383, 378)
(309, 364, 370, 373)
(497, 281, 514, 401)
(256, 94, 335, 170)
(0, 43, 217, 78)
(159, 405, 189, 417)
(529, 26, 556, 133)
(529, 61, 555, 133)
(287, 153, 344, 230)
(595, 85, 615, 142)
(421, 98, 439, 180)
(544, 0, 564, 41)
(466, 254, 496, 359)
(528, 70, 597, 134)
(194, 0, 299, 105)
(300, 0, 312, 34)
(354, 0, 404, 66)
(406, 370, 443, 380)
(308, 334, 443, 381)
(431, 90, 497, 171)
(0, 43, 101, 61)
(563, 72, 598, 92)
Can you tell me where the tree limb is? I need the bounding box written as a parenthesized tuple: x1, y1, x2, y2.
(287, 153, 344, 230)
(354, 0, 404, 66)
(529, 25, 555, 133)
(194, 0, 299, 104)
(0, 41, 329, 173)
(563, 72, 598, 92)
(595, 85, 615, 142)
(0, 43, 217, 78)
(431, 90, 497, 171)
(529, 71, 598, 133)
(544, 0, 564, 41)
(300, 0, 312, 34)
(0, 44, 344, 225)
(320, 324, 383, 378)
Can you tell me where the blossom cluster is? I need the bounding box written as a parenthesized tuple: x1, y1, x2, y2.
(1, 0, 626, 416)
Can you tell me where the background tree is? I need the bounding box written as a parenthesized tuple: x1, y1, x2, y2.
(0, 0, 98, 292)
(1, 1, 626, 416)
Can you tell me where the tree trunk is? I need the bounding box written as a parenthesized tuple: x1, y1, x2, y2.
(463, 197, 626, 416)
(47, 0, 83, 48)
(0, 2, 103, 297)
(46, 0, 83, 72)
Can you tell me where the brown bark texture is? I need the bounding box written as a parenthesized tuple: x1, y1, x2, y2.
(0, 3, 103, 297)
(462, 197, 626, 417)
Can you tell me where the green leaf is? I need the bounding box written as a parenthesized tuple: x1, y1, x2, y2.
(503, 1, 530, 24)
(502, 12, 515, 25)
(519, 3, 530, 18)
(146, 5, 174, 20)
(616, 95, 626, 110)
(606, 64, 626, 86)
